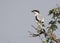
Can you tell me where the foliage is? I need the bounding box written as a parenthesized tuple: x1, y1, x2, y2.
(29, 6, 60, 43)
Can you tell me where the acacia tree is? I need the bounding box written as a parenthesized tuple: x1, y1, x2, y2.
(29, 6, 60, 43)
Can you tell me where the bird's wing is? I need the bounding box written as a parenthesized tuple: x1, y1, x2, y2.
(37, 15, 44, 23)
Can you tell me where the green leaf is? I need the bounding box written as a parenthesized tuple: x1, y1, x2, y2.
(32, 34, 39, 37)
(58, 20, 60, 23)
(47, 28, 52, 34)
(48, 9, 54, 15)
(52, 12, 57, 18)
(50, 24, 57, 30)
(49, 10, 53, 15)
(47, 37, 50, 42)
(57, 15, 60, 19)
(49, 20, 56, 24)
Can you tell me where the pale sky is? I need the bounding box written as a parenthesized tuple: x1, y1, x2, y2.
(0, 0, 60, 43)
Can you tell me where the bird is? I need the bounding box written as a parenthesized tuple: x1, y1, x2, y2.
(32, 10, 45, 28)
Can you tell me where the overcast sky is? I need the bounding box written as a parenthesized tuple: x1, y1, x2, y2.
(0, 0, 60, 43)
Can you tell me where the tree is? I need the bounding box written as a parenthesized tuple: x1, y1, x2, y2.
(29, 5, 60, 43)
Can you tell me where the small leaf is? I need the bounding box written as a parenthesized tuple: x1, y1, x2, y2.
(32, 34, 39, 37)
(47, 38, 50, 42)
(30, 33, 39, 37)
(58, 20, 60, 23)
(48, 9, 54, 15)
(49, 20, 56, 24)
(50, 24, 57, 30)
(49, 10, 53, 15)
(47, 28, 52, 34)
(57, 16, 60, 19)
(52, 12, 57, 18)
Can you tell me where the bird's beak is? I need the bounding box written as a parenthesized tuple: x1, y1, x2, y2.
(31, 10, 34, 12)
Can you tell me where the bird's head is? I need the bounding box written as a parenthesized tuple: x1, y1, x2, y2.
(32, 10, 40, 16)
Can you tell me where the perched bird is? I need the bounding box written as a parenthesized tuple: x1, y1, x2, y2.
(32, 10, 45, 28)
